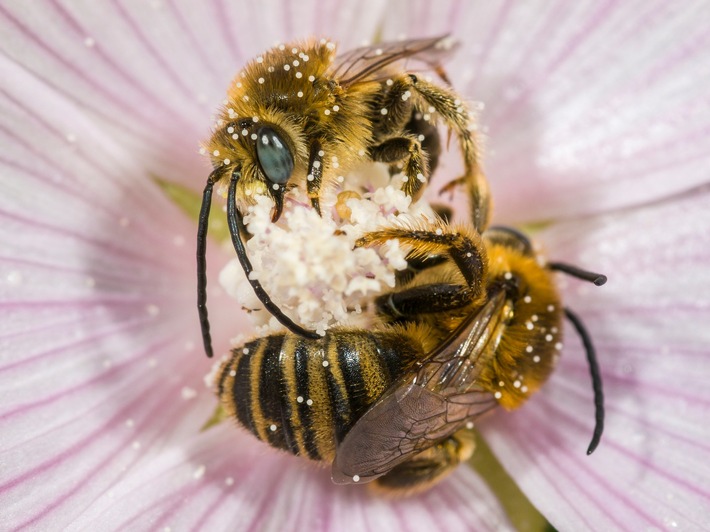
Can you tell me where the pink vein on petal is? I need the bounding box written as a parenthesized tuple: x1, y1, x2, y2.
(491, 0, 617, 126)
(165, 2, 221, 79)
(0, 312, 166, 374)
(213, 0, 243, 62)
(111, 2, 200, 106)
(0, 6, 156, 138)
(0, 82, 183, 236)
(468, 0, 512, 89)
(43, 1, 194, 129)
(534, 398, 710, 502)
(552, 373, 710, 454)
(0, 209, 178, 272)
(6, 373, 193, 530)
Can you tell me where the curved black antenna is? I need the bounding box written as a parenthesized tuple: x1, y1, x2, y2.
(485, 225, 534, 256)
(197, 170, 222, 358)
(564, 307, 604, 455)
(227, 172, 321, 340)
(549, 262, 607, 286)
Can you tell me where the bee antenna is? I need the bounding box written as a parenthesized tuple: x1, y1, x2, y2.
(563, 307, 604, 455)
(549, 262, 607, 286)
(226, 172, 321, 340)
(197, 169, 220, 358)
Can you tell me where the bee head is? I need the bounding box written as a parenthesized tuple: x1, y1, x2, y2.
(207, 114, 307, 222)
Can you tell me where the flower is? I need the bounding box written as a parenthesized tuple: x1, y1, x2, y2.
(2, 1, 709, 530)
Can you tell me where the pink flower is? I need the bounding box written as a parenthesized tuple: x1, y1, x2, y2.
(2, 1, 708, 530)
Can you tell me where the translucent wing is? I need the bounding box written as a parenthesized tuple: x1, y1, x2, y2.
(331, 292, 507, 485)
(330, 35, 459, 87)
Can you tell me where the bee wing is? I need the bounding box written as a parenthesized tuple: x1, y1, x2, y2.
(331, 292, 506, 485)
(330, 35, 459, 87)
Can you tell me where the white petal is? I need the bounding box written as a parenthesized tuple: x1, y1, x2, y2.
(0, 4, 512, 530)
(69, 425, 513, 532)
(0, 1, 389, 188)
(383, 1, 710, 222)
(0, 57, 240, 529)
(481, 188, 710, 530)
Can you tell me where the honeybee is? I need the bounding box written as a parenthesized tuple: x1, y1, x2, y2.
(213, 217, 606, 495)
(197, 36, 489, 358)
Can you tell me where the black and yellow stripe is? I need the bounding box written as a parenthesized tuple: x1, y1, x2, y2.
(218, 330, 420, 462)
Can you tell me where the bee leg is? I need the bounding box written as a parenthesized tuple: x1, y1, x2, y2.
(376, 282, 472, 319)
(307, 139, 324, 215)
(393, 252, 448, 286)
(403, 109, 442, 176)
(369, 135, 429, 200)
(370, 429, 475, 496)
(357, 224, 486, 292)
(406, 75, 490, 232)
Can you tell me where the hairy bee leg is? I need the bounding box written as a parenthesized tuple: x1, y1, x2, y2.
(369, 77, 435, 199)
(307, 139, 324, 215)
(376, 283, 472, 319)
(357, 225, 486, 291)
(406, 75, 491, 232)
(369, 136, 429, 199)
(370, 429, 475, 496)
(404, 110, 442, 176)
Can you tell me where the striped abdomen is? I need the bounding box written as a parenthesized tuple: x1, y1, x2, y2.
(216, 330, 420, 462)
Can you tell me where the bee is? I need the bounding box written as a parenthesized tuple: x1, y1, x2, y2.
(197, 36, 489, 358)
(213, 216, 606, 495)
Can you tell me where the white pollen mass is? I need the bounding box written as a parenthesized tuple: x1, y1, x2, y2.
(217, 164, 436, 337)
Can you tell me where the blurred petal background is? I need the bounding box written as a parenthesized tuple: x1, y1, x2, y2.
(1, 1, 709, 530)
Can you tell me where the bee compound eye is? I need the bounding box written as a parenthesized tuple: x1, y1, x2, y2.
(255, 126, 294, 185)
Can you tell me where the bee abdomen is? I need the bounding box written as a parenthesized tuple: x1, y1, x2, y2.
(217, 330, 417, 462)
